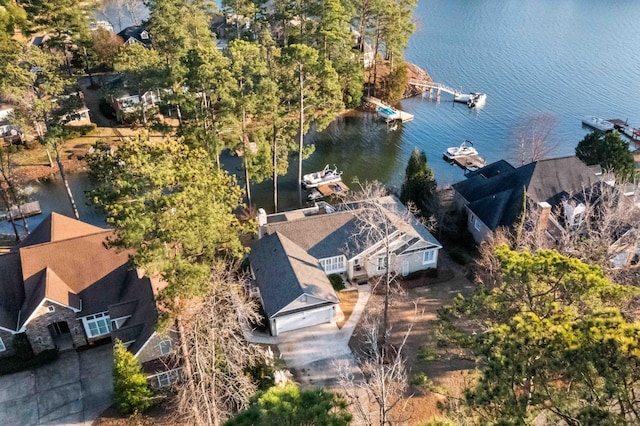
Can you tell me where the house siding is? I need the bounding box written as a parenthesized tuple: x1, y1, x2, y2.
(397, 250, 438, 275)
(467, 209, 491, 243)
(25, 301, 86, 354)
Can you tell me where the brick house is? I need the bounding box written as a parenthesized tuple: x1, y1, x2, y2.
(0, 213, 177, 384)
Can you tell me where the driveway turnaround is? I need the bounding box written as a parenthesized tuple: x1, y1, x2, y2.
(276, 285, 371, 389)
(0, 344, 113, 426)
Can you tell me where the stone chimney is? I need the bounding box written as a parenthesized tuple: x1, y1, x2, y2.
(257, 208, 267, 239)
(537, 201, 551, 232)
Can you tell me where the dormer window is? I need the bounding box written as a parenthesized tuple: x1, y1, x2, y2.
(140, 31, 149, 40)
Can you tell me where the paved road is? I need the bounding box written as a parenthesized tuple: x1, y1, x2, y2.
(0, 344, 113, 426)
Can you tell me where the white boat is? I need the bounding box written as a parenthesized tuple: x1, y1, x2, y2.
(582, 117, 614, 132)
(444, 140, 479, 160)
(376, 106, 400, 120)
(454, 93, 471, 103)
(302, 164, 343, 188)
(467, 92, 487, 108)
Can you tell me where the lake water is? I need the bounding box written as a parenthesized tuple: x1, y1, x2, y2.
(249, 0, 640, 211)
(5, 0, 639, 233)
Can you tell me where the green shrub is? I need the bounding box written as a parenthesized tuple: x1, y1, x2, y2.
(0, 349, 58, 376)
(411, 372, 433, 389)
(417, 345, 437, 361)
(113, 339, 154, 415)
(328, 274, 345, 291)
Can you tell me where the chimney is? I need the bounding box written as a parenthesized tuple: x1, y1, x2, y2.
(257, 208, 267, 239)
(537, 201, 551, 232)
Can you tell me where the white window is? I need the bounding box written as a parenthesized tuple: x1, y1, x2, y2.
(110, 316, 130, 330)
(423, 250, 435, 264)
(83, 312, 111, 338)
(47, 305, 56, 313)
(319, 255, 346, 274)
(376, 256, 388, 271)
(473, 216, 481, 231)
(159, 339, 172, 355)
(152, 368, 181, 387)
(0, 337, 5, 352)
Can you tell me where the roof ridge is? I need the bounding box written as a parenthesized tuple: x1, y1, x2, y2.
(18, 229, 113, 252)
(272, 232, 307, 295)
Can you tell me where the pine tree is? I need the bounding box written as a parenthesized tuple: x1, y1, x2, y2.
(399, 148, 436, 215)
(112, 339, 153, 415)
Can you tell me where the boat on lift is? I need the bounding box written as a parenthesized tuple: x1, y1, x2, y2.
(582, 117, 615, 132)
(302, 164, 343, 188)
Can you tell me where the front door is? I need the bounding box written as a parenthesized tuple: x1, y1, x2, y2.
(48, 321, 70, 336)
(402, 261, 409, 276)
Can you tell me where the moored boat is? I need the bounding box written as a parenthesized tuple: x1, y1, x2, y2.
(444, 140, 479, 160)
(467, 92, 487, 108)
(582, 117, 614, 132)
(302, 164, 343, 188)
(454, 93, 471, 103)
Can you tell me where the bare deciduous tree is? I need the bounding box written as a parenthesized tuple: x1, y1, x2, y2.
(338, 316, 413, 426)
(343, 180, 419, 349)
(175, 268, 263, 426)
(510, 114, 560, 166)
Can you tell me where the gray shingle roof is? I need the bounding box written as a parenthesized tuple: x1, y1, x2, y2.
(454, 156, 601, 231)
(249, 232, 338, 319)
(264, 211, 362, 259)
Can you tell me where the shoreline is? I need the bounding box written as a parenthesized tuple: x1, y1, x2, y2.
(8, 62, 432, 186)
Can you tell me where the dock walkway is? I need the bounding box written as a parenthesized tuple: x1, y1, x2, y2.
(0, 201, 41, 221)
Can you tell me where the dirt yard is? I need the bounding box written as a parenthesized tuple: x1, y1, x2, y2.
(350, 252, 477, 424)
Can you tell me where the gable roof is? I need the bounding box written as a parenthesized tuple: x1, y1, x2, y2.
(264, 211, 361, 259)
(117, 26, 152, 48)
(16, 212, 106, 249)
(249, 232, 338, 319)
(263, 195, 441, 259)
(0, 213, 157, 355)
(454, 156, 601, 231)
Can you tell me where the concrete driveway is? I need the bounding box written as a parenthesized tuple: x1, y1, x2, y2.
(276, 285, 371, 390)
(0, 344, 114, 426)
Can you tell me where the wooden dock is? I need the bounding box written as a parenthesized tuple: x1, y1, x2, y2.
(363, 96, 414, 123)
(408, 79, 460, 102)
(0, 201, 41, 221)
(444, 154, 486, 172)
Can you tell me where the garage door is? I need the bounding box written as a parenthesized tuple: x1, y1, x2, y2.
(275, 306, 334, 335)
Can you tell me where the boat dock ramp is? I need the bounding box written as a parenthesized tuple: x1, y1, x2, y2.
(364, 97, 414, 123)
(0, 201, 41, 221)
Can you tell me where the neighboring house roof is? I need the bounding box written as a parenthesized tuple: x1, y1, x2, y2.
(454, 156, 601, 231)
(117, 26, 152, 48)
(249, 232, 338, 319)
(0, 212, 157, 354)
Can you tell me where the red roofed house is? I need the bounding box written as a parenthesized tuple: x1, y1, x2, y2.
(0, 213, 177, 386)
